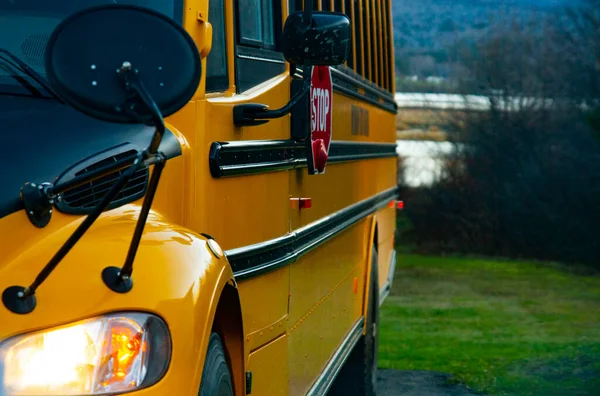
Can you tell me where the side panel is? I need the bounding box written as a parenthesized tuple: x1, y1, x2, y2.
(197, 78, 292, 395)
(287, 222, 368, 395)
(190, 2, 293, 390)
(288, 89, 396, 390)
(246, 334, 289, 396)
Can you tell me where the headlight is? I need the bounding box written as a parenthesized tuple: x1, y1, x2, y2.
(0, 312, 171, 395)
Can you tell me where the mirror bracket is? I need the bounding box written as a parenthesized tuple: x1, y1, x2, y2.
(4, 62, 170, 314)
(118, 62, 166, 153)
(21, 182, 54, 228)
(233, 66, 311, 127)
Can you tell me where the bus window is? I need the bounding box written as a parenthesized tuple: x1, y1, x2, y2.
(237, 0, 275, 49)
(384, 0, 393, 92)
(206, 0, 228, 92)
(335, 0, 343, 12)
(359, 0, 371, 80)
(238, 0, 263, 46)
(368, 0, 377, 84)
(234, 0, 283, 92)
(291, 0, 303, 12)
(343, 0, 354, 70)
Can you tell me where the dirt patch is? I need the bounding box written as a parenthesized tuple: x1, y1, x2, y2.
(376, 369, 481, 396)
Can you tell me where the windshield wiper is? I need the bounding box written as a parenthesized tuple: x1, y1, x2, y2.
(0, 63, 44, 97)
(0, 48, 63, 103)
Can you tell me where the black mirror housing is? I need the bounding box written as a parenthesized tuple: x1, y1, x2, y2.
(44, 4, 201, 124)
(282, 11, 351, 66)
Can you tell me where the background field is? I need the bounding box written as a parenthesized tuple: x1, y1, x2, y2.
(378, 251, 600, 396)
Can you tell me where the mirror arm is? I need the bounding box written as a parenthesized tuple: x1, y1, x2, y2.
(234, 64, 311, 127)
(2, 62, 172, 314)
(4, 146, 167, 313)
(233, 86, 308, 127)
(2, 153, 141, 314)
(118, 62, 166, 154)
(303, 0, 314, 26)
(101, 62, 169, 293)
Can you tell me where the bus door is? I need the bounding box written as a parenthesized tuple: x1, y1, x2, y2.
(198, 0, 292, 393)
(286, 67, 368, 393)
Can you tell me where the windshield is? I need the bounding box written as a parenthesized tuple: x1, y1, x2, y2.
(0, 0, 182, 97)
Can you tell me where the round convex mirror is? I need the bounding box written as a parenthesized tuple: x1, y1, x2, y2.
(44, 4, 201, 124)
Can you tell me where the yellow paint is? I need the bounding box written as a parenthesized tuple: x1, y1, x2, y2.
(247, 334, 289, 396)
(0, 1, 397, 395)
(0, 207, 234, 396)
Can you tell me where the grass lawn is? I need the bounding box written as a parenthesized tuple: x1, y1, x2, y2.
(378, 253, 600, 395)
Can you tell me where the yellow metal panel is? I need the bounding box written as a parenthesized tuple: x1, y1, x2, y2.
(0, 208, 237, 396)
(245, 314, 288, 352)
(290, 93, 396, 230)
(153, 101, 198, 225)
(288, 220, 367, 325)
(192, 77, 291, 250)
(288, 259, 364, 395)
(290, 158, 396, 230)
(247, 334, 289, 396)
(237, 267, 290, 339)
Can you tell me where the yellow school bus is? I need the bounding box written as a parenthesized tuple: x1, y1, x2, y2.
(0, 1, 398, 395)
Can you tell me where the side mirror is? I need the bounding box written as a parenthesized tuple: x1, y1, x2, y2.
(282, 12, 351, 66)
(44, 4, 201, 124)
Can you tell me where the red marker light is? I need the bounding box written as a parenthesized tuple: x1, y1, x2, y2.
(299, 198, 312, 209)
(388, 201, 395, 208)
(291, 197, 312, 209)
(397, 201, 404, 210)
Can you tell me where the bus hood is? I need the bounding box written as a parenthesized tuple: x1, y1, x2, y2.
(0, 95, 181, 219)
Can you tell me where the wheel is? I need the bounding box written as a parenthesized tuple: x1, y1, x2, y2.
(199, 333, 234, 396)
(328, 244, 380, 396)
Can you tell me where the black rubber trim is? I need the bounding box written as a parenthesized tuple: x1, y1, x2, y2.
(209, 140, 397, 178)
(295, 66, 397, 114)
(225, 186, 399, 280)
(330, 67, 398, 114)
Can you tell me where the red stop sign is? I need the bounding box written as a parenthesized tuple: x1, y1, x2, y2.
(309, 65, 333, 174)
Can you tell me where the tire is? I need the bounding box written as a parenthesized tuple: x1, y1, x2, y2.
(199, 333, 234, 396)
(328, 245, 380, 396)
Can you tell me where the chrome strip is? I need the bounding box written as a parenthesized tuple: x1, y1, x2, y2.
(306, 317, 365, 396)
(388, 248, 397, 289)
(237, 54, 286, 64)
(379, 248, 397, 306)
(379, 281, 390, 306)
(295, 66, 398, 114)
(225, 187, 399, 280)
(209, 140, 397, 179)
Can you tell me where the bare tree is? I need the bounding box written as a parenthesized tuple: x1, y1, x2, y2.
(403, 3, 600, 267)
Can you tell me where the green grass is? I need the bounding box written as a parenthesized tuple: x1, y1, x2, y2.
(378, 253, 600, 395)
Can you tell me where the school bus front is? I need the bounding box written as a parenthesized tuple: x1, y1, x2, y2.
(0, 1, 398, 395)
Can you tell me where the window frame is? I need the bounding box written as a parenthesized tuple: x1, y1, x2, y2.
(233, 0, 285, 93)
(235, 0, 280, 52)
